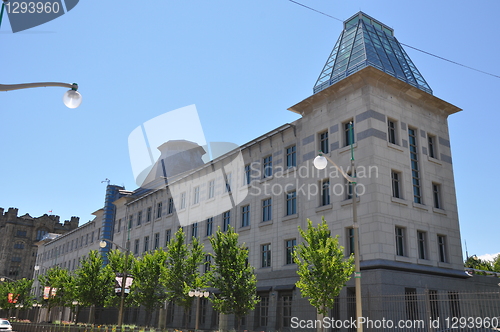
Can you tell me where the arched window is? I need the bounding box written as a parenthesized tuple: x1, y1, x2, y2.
(14, 242, 24, 249)
(36, 229, 48, 241)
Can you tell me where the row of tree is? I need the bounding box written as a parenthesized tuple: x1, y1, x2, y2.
(0, 219, 356, 328)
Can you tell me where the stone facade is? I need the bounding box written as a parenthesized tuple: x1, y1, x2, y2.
(0, 207, 79, 280)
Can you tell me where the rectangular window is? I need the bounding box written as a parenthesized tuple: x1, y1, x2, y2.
(395, 227, 406, 256)
(263, 155, 272, 178)
(285, 239, 296, 265)
(286, 191, 297, 216)
(262, 198, 272, 222)
(409, 128, 422, 204)
(128, 215, 133, 229)
(193, 186, 200, 204)
(223, 211, 231, 231)
(156, 202, 163, 218)
(388, 119, 397, 144)
(180, 192, 186, 209)
(438, 235, 447, 262)
(261, 243, 271, 267)
(144, 236, 149, 252)
(147, 206, 152, 222)
(168, 198, 174, 214)
(206, 217, 213, 236)
(224, 172, 232, 193)
(244, 164, 251, 185)
(154, 232, 160, 249)
(319, 131, 329, 153)
(137, 210, 142, 226)
(428, 134, 436, 159)
(346, 172, 354, 200)
(255, 295, 269, 327)
(321, 179, 330, 206)
(433, 183, 442, 209)
(165, 229, 171, 246)
(204, 254, 211, 273)
(208, 180, 215, 199)
(391, 170, 402, 198)
(346, 227, 355, 255)
(280, 293, 293, 328)
(91, 231, 94, 243)
(134, 239, 140, 255)
(344, 121, 355, 146)
(241, 205, 250, 227)
(191, 222, 198, 238)
(117, 219, 121, 233)
(286, 145, 297, 168)
(417, 231, 427, 260)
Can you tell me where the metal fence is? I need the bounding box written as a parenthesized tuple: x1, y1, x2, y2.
(5, 291, 500, 332)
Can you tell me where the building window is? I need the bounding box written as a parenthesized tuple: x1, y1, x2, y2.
(438, 235, 447, 262)
(395, 227, 406, 256)
(280, 293, 293, 328)
(223, 211, 231, 231)
(388, 119, 397, 144)
(286, 145, 297, 168)
(206, 217, 213, 236)
(321, 179, 330, 206)
(391, 170, 402, 199)
(191, 222, 198, 238)
(193, 186, 200, 204)
(180, 192, 186, 209)
(35, 229, 46, 240)
(154, 232, 160, 249)
(428, 134, 437, 159)
(14, 242, 24, 249)
(345, 172, 355, 200)
(144, 236, 150, 252)
(168, 198, 174, 214)
(86, 234, 89, 245)
(204, 254, 211, 273)
(263, 155, 272, 178)
(224, 172, 232, 193)
(137, 210, 142, 226)
(417, 231, 427, 260)
(255, 295, 269, 327)
(116, 219, 121, 233)
(241, 205, 250, 227)
(286, 191, 297, 216)
(261, 243, 271, 267)
(409, 128, 422, 204)
(319, 131, 329, 153)
(433, 183, 442, 209)
(128, 215, 133, 229)
(147, 206, 152, 222)
(165, 229, 171, 246)
(285, 239, 296, 265)
(344, 121, 355, 146)
(208, 180, 215, 199)
(262, 198, 272, 222)
(156, 202, 163, 218)
(244, 164, 251, 185)
(11, 256, 21, 262)
(91, 231, 94, 243)
(346, 227, 355, 255)
(134, 239, 140, 255)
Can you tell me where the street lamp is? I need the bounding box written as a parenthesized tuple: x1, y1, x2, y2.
(99, 239, 131, 328)
(0, 276, 15, 282)
(188, 290, 210, 330)
(313, 122, 363, 332)
(0, 82, 82, 108)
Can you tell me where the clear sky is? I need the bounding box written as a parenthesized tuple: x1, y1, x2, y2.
(1, 1, 498, 260)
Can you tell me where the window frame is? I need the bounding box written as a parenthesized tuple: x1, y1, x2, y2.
(319, 131, 329, 154)
(263, 155, 273, 178)
(261, 243, 271, 268)
(395, 226, 406, 257)
(286, 145, 297, 168)
(262, 198, 272, 222)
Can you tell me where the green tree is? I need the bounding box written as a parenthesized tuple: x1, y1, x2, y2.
(465, 255, 493, 274)
(131, 249, 169, 326)
(75, 250, 114, 323)
(294, 218, 355, 315)
(164, 227, 206, 327)
(208, 225, 258, 331)
(38, 267, 72, 321)
(0, 278, 33, 315)
(106, 249, 136, 309)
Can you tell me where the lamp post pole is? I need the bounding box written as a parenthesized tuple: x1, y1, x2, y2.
(100, 237, 131, 328)
(313, 122, 362, 332)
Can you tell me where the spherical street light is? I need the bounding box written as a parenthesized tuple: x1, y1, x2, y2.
(63, 89, 82, 109)
(99, 240, 108, 248)
(313, 154, 328, 170)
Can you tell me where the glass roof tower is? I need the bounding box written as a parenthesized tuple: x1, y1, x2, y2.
(314, 12, 432, 95)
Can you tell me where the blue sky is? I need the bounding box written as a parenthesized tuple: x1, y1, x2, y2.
(1, 1, 498, 259)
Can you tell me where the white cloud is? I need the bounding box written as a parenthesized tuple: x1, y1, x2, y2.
(477, 252, 500, 261)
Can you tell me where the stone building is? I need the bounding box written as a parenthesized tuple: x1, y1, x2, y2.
(34, 11, 499, 330)
(0, 207, 79, 280)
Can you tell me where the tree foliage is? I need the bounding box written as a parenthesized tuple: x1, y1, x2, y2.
(294, 218, 355, 315)
(208, 225, 258, 326)
(0, 278, 33, 310)
(106, 248, 136, 308)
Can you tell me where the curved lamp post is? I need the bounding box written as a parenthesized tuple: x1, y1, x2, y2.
(313, 122, 363, 332)
(0, 82, 82, 108)
(100, 239, 131, 328)
(188, 290, 210, 330)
